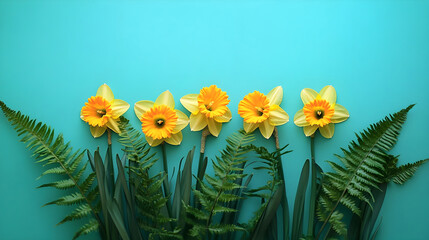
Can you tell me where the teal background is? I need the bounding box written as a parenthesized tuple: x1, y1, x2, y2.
(1, 0, 429, 239)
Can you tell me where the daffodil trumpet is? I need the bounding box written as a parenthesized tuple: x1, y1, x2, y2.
(238, 86, 289, 139)
(293, 85, 349, 139)
(180, 84, 232, 157)
(81, 84, 130, 140)
(134, 90, 189, 147)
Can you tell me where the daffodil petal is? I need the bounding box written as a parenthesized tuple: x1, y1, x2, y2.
(96, 84, 114, 102)
(268, 105, 289, 126)
(303, 125, 318, 137)
(165, 132, 183, 145)
(259, 120, 275, 139)
(80, 108, 85, 121)
(301, 88, 318, 105)
(190, 112, 208, 131)
(155, 90, 175, 108)
(267, 86, 283, 106)
(243, 122, 258, 133)
(319, 123, 335, 138)
(145, 135, 164, 147)
(180, 94, 199, 114)
(134, 100, 154, 119)
(294, 109, 309, 127)
(173, 110, 189, 134)
(331, 104, 349, 123)
(214, 108, 232, 123)
(319, 85, 336, 104)
(111, 99, 130, 118)
(90, 126, 106, 138)
(207, 118, 222, 137)
(106, 118, 121, 133)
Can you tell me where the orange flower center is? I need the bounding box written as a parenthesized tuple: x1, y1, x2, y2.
(141, 105, 178, 140)
(197, 85, 230, 118)
(81, 96, 113, 127)
(303, 98, 335, 127)
(238, 91, 270, 123)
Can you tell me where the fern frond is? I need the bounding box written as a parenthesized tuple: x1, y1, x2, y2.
(186, 130, 255, 239)
(0, 101, 101, 239)
(73, 219, 99, 240)
(385, 155, 429, 184)
(118, 117, 156, 166)
(316, 105, 414, 238)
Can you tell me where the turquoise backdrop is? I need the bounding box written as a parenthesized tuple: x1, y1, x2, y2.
(1, 0, 429, 239)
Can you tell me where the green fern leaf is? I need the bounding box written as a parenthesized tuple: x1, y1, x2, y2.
(186, 130, 255, 239)
(316, 105, 414, 238)
(73, 219, 99, 240)
(59, 204, 93, 225)
(0, 101, 101, 239)
(385, 155, 429, 184)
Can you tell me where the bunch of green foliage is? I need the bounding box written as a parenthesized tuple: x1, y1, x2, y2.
(1, 100, 428, 240)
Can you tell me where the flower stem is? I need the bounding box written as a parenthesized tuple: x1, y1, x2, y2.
(307, 134, 317, 237)
(273, 127, 289, 240)
(107, 128, 112, 145)
(195, 128, 210, 208)
(200, 128, 210, 154)
(161, 142, 172, 218)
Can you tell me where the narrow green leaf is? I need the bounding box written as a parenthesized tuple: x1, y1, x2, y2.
(252, 184, 284, 240)
(361, 183, 387, 240)
(93, 149, 110, 240)
(292, 159, 310, 240)
(107, 199, 130, 240)
(105, 144, 114, 196)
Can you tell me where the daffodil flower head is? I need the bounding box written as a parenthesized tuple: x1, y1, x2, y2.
(180, 85, 231, 137)
(81, 84, 130, 138)
(238, 86, 289, 139)
(135, 90, 189, 147)
(294, 85, 349, 138)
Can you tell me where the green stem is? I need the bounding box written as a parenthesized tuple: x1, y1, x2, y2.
(307, 134, 316, 237)
(273, 127, 289, 240)
(322, 226, 332, 240)
(161, 143, 172, 219)
(107, 128, 112, 145)
(195, 128, 209, 208)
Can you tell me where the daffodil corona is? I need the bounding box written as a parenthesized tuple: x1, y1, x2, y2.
(135, 90, 189, 146)
(81, 84, 130, 138)
(238, 86, 289, 139)
(294, 85, 349, 138)
(180, 85, 231, 137)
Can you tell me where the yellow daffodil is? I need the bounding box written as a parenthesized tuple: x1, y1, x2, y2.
(238, 86, 289, 139)
(135, 90, 189, 147)
(294, 85, 349, 138)
(81, 84, 130, 138)
(180, 85, 231, 137)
